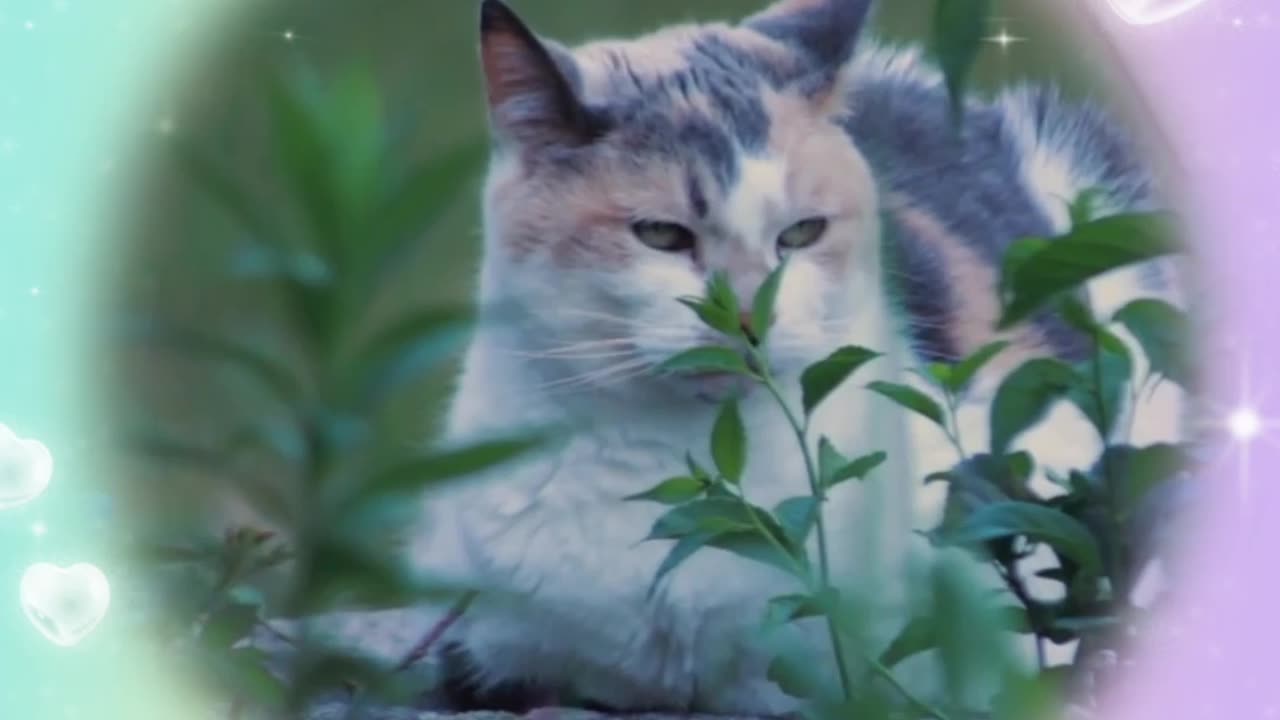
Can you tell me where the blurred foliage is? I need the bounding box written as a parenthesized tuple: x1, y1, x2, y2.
(104, 0, 1183, 718)
(642, 196, 1192, 719)
(116, 64, 539, 715)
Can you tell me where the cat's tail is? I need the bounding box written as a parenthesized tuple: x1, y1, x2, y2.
(997, 84, 1183, 311)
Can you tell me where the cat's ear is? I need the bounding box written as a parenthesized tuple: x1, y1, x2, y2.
(479, 0, 607, 151)
(744, 0, 874, 69)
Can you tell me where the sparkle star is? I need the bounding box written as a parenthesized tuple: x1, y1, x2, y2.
(29, 286, 40, 297)
(31, 522, 46, 538)
(984, 28, 1026, 50)
(282, 28, 296, 43)
(1228, 407, 1262, 441)
(23, 20, 34, 31)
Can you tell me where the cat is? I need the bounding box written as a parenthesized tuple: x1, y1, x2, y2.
(409, 0, 1174, 714)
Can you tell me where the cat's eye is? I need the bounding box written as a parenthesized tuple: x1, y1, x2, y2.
(631, 220, 697, 253)
(777, 217, 829, 251)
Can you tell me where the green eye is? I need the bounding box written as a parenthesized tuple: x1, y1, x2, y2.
(631, 220, 696, 253)
(777, 217, 828, 250)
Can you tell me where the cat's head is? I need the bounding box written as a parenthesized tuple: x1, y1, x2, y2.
(475, 0, 885, 403)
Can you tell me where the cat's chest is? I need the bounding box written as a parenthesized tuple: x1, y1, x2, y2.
(456, 415, 808, 577)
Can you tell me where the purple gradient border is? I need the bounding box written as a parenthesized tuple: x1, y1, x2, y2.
(1092, 1, 1280, 718)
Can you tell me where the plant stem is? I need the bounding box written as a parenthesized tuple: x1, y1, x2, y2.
(394, 590, 476, 672)
(1087, 321, 1125, 597)
(996, 560, 1047, 670)
(751, 352, 950, 718)
(942, 391, 968, 460)
(754, 363, 853, 702)
(866, 655, 953, 720)
(741, 500, 812, 581)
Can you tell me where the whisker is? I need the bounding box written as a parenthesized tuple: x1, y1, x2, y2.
(530, 358, 653, 393)
(544, 363, 658, 397)
(508, 347, 643, 361)
(554, 308, 690, 335)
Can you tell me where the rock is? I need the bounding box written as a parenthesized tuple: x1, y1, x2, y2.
(264, 610, 769, 720)
(307, 703, 761, 720)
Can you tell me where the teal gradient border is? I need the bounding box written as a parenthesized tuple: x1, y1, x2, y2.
(0, 1, 245, 716)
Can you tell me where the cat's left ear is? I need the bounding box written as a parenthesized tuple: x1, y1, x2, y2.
(478, 0, 607, 152)
(744, 0, 874, 70)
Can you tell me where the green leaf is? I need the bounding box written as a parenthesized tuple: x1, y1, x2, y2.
(367, 140, 488, 287)
(774, 496, 818, 546)
(818, 438, 887, 491)
(928, 453, 1036, 540)
(678, 297, 742, 338)
(229, 244, 333, 288)
(685, 452, 712, 483)
(660, 346, 751, 375)
(751, 262, 786, 344)
(174, 140, 286, 251)
(328, 66, 384, 229)
(1051, 615, 1119, 634)
(837, 451, 888, 485)
(347, 307, 473, 410)
(1058, 295, 1099, 335)
(764, 588, 838, 629)
(290, 536, 460, 614)
(649, 526, 802, 597)
(645, 498, 757, 540)
(1101, 443, 1189, 520)
(200, 601, 261, 650)
(706, 271, 740, 317)
(358, 436, 542, 501)
(768, 653, 825, 700)
(1068, 187, 1108, 227)
(989, 358, 1078, 454)
(1114, 298, 1193, 388)
(992, 671, 1066, 720)
(711, 399, 747, 483)
(624, 476, 705, 505)
(866, 381, 946, 428)
(948, 340, 1010, 395)
(1067, 328, 1133, 439)
(945, 501, 1103, 576)
(925, 362, 953, 388)
(998, 212, 1181, 328)
(930, 0, 994, 124)
(999, 237, 1051, 302)
(648, 531, 716, 597)
(209, 648, 288, 710)
(124, 320, 304, 408)
(269, 74, 342, 261)
(817, 438, 847, 488)
(709, 532, 801, 577)
(880, 615, 936, 668)
(801, 346, 881, 416)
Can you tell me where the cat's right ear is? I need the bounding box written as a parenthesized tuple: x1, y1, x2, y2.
(479, 0, 606, 152)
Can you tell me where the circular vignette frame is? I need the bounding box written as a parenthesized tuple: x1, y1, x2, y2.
(0, 0, 1276, 718)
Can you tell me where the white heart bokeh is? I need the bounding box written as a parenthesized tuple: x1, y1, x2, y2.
(0, 422, 53, 510)
(1105, 0, 1210, 24)
(20, 563, 111, 647)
